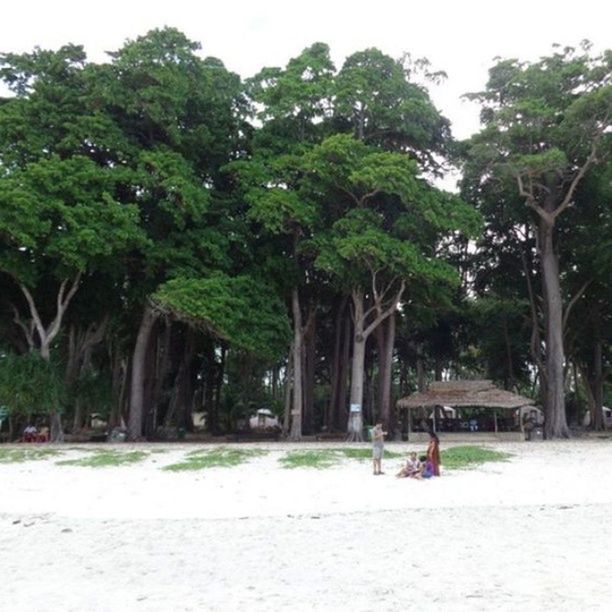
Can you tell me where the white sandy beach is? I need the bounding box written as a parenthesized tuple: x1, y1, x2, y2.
(1, 439, 612, 611)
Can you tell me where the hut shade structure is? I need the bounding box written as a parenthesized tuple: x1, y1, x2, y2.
(397, 380, 535, 436)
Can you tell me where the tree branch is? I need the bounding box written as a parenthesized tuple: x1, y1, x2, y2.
(516, 174, 554, 225)
(19, 284, 46, 345)
(362, 279, 405, 340)
(563, 280, 591, 332)
(10, 303, 35, 350)
(552, 136, 602, 220)
(47, 271, 83, 344)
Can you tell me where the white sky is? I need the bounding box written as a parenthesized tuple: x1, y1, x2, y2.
(1, 0, 610, 140)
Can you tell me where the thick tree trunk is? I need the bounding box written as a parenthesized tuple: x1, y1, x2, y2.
(302, 307, 316, 435)
(376, 314, 396, 433)
(347, 282, 404, 440)
(283, 344, 293, 436)
(337, 313, 351, 431)
(289, 288, 303, 440)
(586, 341, 604, 431)
(434, 359, 443, 382)
(148, 321, 172, 436)
(326, 298, 344, 430)
(176, 328, 196, 432)
(348, 333, 366, 441)
(128, 304, 157, 441)
(539, 223, 570, 438)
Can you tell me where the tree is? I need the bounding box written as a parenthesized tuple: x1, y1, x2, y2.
(464, 44, 612, 438)
(311, 135, 478, 438)
(95, 28, 245, 440)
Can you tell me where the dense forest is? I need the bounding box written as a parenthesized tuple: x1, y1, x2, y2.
(0, 29, 609, 442)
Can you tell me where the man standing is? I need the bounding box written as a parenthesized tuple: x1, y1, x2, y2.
(372, 422, 387, 475)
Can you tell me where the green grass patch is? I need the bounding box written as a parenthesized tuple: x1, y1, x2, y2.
(0, 448, 63, 463)
(336, 447, 403, 460)
(280, 447, 405, 469)
(162, 448, 267, 472)
(279, 450, 340, 469)
(56, 450, 149, 467)
(441, 445, 511, 470)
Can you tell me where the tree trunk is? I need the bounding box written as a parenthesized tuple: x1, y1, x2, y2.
(377, 313, 396, 433)
(502, 313, 515, 391)
(337, 313, 351, 431)
(283, 344, 293, 436)
(326, 298, 345, 430)
(176, 328, 196, 432)
(587, 340, 604, 431)
(289, 288, 303, 440)
(539, 222, 570, 438)
(348, 333, 366, 441)
(302, 307, 316, 435)
(128, 303, 157, 441)
(347, 282, 404, 440)
(148, 321, 172, 436)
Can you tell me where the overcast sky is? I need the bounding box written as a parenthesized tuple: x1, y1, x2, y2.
(2, 0, 610, 139)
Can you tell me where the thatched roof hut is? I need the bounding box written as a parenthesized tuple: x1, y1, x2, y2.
(397, 380, 535, 409)
(397, 380, 536, 440)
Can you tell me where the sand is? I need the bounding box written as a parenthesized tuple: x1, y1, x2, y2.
(1, 439, 611, 611)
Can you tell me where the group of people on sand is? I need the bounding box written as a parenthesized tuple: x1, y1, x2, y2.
(371, 422, 440, 478)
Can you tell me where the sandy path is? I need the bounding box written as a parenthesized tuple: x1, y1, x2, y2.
(1, 440, 611, 611)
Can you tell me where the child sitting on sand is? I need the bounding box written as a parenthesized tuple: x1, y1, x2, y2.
(419, 455, 434, 479)
(396, 452, 421, 478)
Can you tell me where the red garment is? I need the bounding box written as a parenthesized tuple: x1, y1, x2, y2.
(427, 438, 441, 476)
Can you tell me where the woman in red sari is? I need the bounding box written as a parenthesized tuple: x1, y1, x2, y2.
(427, 432, 441, 476)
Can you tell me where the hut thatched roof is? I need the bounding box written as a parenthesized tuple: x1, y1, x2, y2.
(396, 380, 535, 409)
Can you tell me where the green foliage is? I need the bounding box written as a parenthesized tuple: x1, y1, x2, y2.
(335, 48, 451, 170)
(0, 448, 63, 463)
(279, 447, 403, 468)
(0, 155, 144, 283)
(0, 351, 64, 416)
(336, 447, 403, 460)
(162, 447, 267, 471)
(279, 449, 340, 469)
(57, 450, 149, 467)
(153, 274, 291, 359)
(441, 445, 511, 470)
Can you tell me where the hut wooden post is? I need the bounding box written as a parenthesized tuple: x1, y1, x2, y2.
(407, 407, 412, 440)
(493, 408, 498, 434)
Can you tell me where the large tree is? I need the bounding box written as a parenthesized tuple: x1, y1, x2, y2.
(0, 46, 144, 440)
(311, 135, 479, 438)
(464, 44, 611, 438)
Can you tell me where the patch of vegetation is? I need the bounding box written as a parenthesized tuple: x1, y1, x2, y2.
(279, 450, 340, 469)
(162, 447, 267, 471)
(280, 447, 405, 469)
(0, 448, 63, 463)
(56, 450, 149, 467)
(336, 447, 403, 461)
(441, 445, 511, 470)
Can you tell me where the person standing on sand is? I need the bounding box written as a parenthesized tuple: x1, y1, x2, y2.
(426, 431, 441, 476)
(372, 422, 387, 475)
